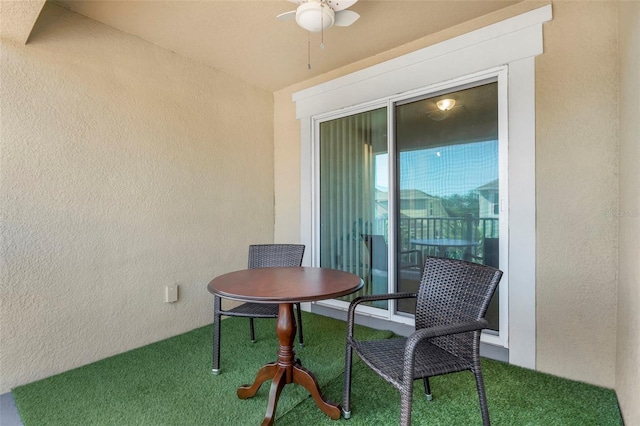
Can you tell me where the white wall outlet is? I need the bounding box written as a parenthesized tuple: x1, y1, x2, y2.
(165, 285, 178, 303)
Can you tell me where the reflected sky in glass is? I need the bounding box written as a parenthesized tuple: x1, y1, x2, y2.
(376, 140, 498, 197)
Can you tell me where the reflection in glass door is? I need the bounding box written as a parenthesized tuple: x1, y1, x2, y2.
(316, 82, 503, 331)
(394, 82, 501, 331)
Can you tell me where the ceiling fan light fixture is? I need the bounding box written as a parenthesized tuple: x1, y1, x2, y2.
(296, 2, 335, 32)
(436, 98, 456, 111)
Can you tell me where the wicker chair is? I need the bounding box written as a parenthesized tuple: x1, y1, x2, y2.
(212, 244, 305, 374)
(342, 256, 503, 425)
(361, 234, 423, 309)
(361, 234, 422, 275)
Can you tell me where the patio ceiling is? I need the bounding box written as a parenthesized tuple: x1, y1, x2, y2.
(53, 0, 523, 92)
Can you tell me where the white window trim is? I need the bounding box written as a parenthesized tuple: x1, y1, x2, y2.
(296, 5, 551, 369)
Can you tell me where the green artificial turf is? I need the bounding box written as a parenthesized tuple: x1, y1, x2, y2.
(13, 312, 622, 425)
(278, 354, 623, 426)
(12, 312, 391, 425)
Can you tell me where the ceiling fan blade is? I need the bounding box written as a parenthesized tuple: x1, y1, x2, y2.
(334, 10, 360, 26)
(276, 10, 297, 21)
(327, 0, 357, 12)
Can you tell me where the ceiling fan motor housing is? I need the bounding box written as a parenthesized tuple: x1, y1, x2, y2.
(296, 2, 335, 32)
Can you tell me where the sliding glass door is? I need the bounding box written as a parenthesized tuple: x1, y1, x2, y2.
(317, 78, 504, 334)
(395, 82, 500, 330)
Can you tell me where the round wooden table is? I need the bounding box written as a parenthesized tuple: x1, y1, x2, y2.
(207, 266, 363, 426)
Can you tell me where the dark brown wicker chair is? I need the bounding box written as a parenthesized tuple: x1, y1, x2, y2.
(361, 234, 423, 274)
(342, 256, 503, 425)
(212, 244, 305, 374)
(361, 234, 423, 309)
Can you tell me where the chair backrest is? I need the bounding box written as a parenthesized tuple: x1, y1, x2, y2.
(482, 238, 499, 268)
(415, 256, 502, 359)
(248, 244, 305, 269)
(361, 234, 388, 271)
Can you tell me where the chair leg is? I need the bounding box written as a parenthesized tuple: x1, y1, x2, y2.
(423, 377, 433, 401)
(212, 296, 222, 374)
(473, 368, 491, 426)
(249, 318, 256, 343)
(342, 344, 354, 419)
(399, 380, 414, 426)
(295, 303, 304, 347)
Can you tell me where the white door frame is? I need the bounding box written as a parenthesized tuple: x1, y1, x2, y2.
(295, 5, 552, 369)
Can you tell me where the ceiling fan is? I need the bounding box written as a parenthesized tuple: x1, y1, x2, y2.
(277, 0, 360, 33)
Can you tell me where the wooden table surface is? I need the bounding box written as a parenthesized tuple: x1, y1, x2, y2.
(208, 266, 363, 303)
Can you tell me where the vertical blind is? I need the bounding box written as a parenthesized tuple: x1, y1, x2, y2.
(319, 108, 387, 300)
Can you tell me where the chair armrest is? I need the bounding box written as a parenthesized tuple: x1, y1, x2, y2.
(400, 249, 422, 268)
(400, 249, 421, 255)
(350, 292, 416, 306)
(404, 319, 488, 357)
(401, 319, 488, 384)
(346, 293, 417, 339)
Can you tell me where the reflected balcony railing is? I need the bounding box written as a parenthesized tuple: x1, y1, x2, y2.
(331, 215, 499, 301)
(374, 215, 499, 263)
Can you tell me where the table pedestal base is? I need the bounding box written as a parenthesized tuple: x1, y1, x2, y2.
(236, 303, 341, 426)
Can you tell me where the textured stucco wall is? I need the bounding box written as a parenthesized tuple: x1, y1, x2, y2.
(0, 0, 45, 44)
(0, 4, 274, 393)
(273, 97, 301, 246)
(616, 1, 640, 424)
(275, 0, 620, 389)
(535, 1, 618, 388)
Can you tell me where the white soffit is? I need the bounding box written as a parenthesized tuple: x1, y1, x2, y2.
(293, 5, 552, 119)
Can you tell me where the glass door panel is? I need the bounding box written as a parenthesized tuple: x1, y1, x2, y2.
(318, 107, 388, 308)
(394, 82, 500, 330)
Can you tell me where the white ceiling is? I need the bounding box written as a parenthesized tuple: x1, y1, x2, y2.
(55, 0, 522, 92)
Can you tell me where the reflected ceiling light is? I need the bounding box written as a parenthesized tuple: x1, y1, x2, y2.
(436, 98, 456, 111)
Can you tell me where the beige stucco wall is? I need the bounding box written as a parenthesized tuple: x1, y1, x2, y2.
(275, 0, 620, 390)
(0, 3, 274, 393)
(0, 0, 45, 44)
(616, 1, 640, 424)
(274, 97, 302, 245)
(535, 0, 618, 387)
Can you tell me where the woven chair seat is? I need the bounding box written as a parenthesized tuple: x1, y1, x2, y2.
(352, 338, 474, 390)
(225, 302, 278, 318)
